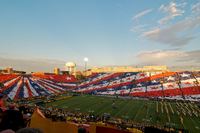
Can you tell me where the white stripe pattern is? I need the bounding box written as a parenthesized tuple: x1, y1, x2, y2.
(26, 78, 39, 96)
(23, 85, 29, 98)
(8, 78, 22, 99)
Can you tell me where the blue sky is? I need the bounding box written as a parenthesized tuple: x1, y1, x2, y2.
(0, 0, 200, 72)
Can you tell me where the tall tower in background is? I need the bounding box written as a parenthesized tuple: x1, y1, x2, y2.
(65, 62, 76, 77)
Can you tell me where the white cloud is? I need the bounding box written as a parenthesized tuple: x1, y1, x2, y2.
(132, 9, 153, 20)
(0, 57, 86, 73)
(130, 24, 147, 33)
(158, 2, 186, 24)
(143, 16, 200, 46)
(192, 1, 200, 14)
(136, 50, 200, 66)
(0, 57, 66, 73)
(130, 1, 199, 47)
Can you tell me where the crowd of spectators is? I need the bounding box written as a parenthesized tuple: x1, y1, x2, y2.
(0, 94, 41, 133)
(0, 93, 143, 133)
(0, 93, 191, 133)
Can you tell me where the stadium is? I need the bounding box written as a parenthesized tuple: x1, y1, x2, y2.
(0, 0, 200, 133)
(0, 65, 200, 133)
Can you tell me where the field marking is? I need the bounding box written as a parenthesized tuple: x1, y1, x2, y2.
(47, 95, 200, 132)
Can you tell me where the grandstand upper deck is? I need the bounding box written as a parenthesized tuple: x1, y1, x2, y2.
(84, 65, 169, 76)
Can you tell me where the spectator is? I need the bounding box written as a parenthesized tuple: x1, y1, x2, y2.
(16, 128, 43, 133)
(0, 103, 26, 132)
(78, 127, 86, 133)
(0, 129, 15, 133)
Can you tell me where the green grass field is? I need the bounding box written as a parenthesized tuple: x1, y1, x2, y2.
(46, 95, 200, 133)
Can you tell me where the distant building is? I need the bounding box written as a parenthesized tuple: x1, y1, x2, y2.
(6, 67, 13, 74)
(13, 70, 26, 75)
(32, 72, 54, 75)
(32, 70, 69, 76)
(0, 67, 26, 74)
(60, 71, 69, 75)
(84, 66, 169, 76)
(54, 67, 60, 75)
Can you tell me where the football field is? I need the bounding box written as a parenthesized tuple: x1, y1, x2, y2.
(46, 95, 200, 133)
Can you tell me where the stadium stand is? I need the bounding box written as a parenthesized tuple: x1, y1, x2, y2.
(0, 74, 76, 100)
(75, 71, 200, 101)
(0, 71, 199, 101)
(0, 72, 199, 133)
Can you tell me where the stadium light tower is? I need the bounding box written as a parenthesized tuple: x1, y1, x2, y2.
(84, 57, 89, 76)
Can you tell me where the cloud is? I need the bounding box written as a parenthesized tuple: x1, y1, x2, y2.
(132, 9, 153, 20)
(143, 16, 200, 46)
(136, 49, 200, 66)
(191, 1, 200, 14)
(0, 57, 86, 73)
(177, 50, 200, 63)
(0, 57, 67, 73)
(130, 1, 200, 47)
(158, 2, 186, 24)
(130, 24, 147, 33)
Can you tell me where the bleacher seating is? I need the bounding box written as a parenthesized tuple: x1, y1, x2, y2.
(32, 74, 76, 83)
(75, 71, 200, 101)
(0, 71, 199, 101)
(0, 74, 76, 100)
(0, 74, 18, 83)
